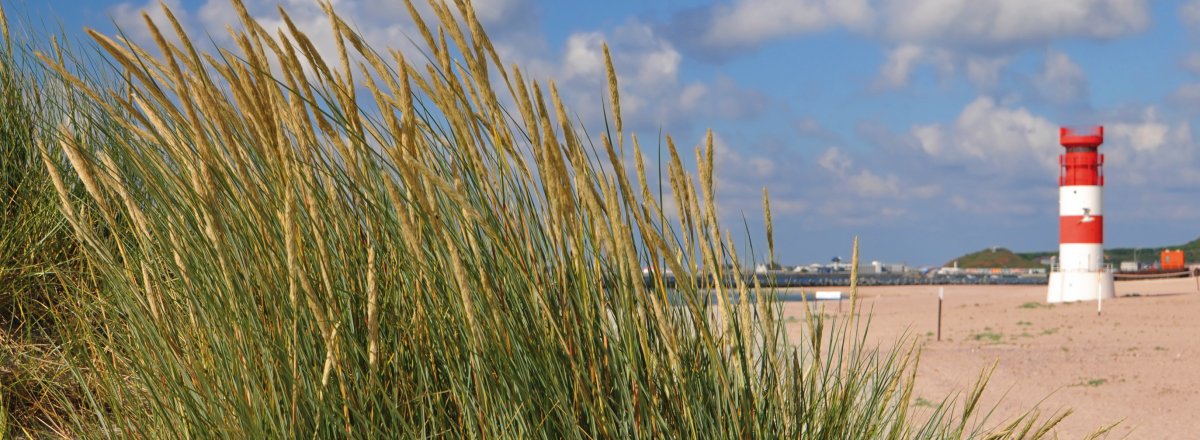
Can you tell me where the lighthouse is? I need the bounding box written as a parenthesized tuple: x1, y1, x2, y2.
(1047, 126, 1115, 303)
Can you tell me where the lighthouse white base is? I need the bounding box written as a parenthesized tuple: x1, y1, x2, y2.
(1047, 270, 1115, 303)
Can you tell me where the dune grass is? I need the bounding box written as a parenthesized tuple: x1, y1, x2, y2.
(0, 0, 1104, 437)
(0, 10, 101, 436)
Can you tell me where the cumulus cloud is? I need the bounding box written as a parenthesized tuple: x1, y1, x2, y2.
(817, 146, 911, 198)
(1032, 50, 1089, 105)
(664, 0, 873, 60)
(706, 132, 781, 184)
(875, 46, 1010, 90)
(111, 0, 450, 75)
(696, 132, 809, 219)
(816, 147, 852, 175)
(1183, 0, 1200, 26)
(115, 0, 547, 72)
(552, 21, 770, 132)
(561, 23, 681, 88)
(112, 0, 775, 142)
(911, 97, 1059, 176)
(962, 54, 1012, 88)
(802, 144, 942, 225)
(703, 0, 872, 48)
(880, 0, 1148, 52)
(908, 98, 1200, 205)
(1096, 107, 1197, 187)
(110, 0, 195, 46)
(1107, 109, 1169, 153)
(659, 0, 1145, 91)
(876, 44, 926, 88)
(472, 0, 539, 30)
(871, 0, 1145, 88)
(672, 0, 1148, 58)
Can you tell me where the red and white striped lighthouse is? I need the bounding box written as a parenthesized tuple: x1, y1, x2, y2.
(1047, 126, 1115, 303)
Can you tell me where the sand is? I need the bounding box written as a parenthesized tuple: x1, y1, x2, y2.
(781, 277, 1200, 439)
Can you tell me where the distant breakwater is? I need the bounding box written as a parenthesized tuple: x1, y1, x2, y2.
(648, 273, 1048, 288)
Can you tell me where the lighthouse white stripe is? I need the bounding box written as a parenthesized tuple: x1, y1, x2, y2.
(1059, 186, 1103, 216)
(1058, 243, 1105, 272)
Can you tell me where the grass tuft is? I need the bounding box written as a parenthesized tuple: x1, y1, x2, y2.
(0, 0, 1088, 437)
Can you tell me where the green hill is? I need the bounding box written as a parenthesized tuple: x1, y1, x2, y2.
(945, 248, 1044, 269)
(1017, 236, 1200, 265)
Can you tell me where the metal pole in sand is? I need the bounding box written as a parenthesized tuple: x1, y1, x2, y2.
(937, 287, 944, 341)
(1097, 280, 1103, 316)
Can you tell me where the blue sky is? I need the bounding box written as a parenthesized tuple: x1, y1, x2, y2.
(24, 0, 1200, 266)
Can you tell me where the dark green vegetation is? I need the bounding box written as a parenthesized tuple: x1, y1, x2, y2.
(949, 238, 1200, 269)
(1017, 236, 1200, 266)
(946, 248, 1044, 269)
(0, 16, 96, 436)
(0, 0, 1111, 438)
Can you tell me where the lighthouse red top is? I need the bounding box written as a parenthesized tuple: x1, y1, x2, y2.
(1059, 126, 1104, 186)
(1060, 126, 1103, 149)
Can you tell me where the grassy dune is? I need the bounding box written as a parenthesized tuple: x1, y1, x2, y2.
(0, 0, 1097, 438)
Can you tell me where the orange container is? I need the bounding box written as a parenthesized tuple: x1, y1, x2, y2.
(1161, 250, 1185, 270)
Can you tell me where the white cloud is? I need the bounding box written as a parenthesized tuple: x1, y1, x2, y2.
(110, 0, 194, 47)
(817, 146, 904, 198)
(697, 132, 806, 219)
(666, 0, 1147, 89)
(111, 0, 458, 77)
(561, 22, 682, 89)
(1099, 108, 1196, 187)
(555, 27, 673, 127)
(699, 0, 873, 51)
(690, 0, 1143, 54)
(1182, 0, 1200, 26)
(911, 97, 1059, 175)
(551, 22, 770, 132)
(1107, 108, 1170, 153)
(1033, 50, 1089, 104)
(876, 44, 925, 88)
(562, 32, 606, 80)
(472, 0, 537, 29)
(817, 147, 852, 175)
(710, 133, 777, 179)
(962, 54, 1011, 88)
(872, 0, 1145, 88)
(880, 0, 1149, 51)
(911, 124, 943, 155)
(911, 98, 1200, 200)
(118, 0, 746, 137)
(848, 169, 900, 197)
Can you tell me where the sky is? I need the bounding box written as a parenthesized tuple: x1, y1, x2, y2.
(23, 0, 1200, 267)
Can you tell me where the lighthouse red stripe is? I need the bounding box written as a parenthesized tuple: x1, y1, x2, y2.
(1059, 215, 1103, 243)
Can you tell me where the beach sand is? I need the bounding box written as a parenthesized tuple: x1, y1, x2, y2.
(781, 277, 1200, 439)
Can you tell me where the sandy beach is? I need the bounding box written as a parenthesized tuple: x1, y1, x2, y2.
(781, 277, 1200, 439)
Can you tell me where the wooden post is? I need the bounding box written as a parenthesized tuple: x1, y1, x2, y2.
(937, 287, 943, 342)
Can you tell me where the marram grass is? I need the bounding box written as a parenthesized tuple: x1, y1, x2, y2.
(0, 7, 103, 436)
(13, 0, 1106, 437)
